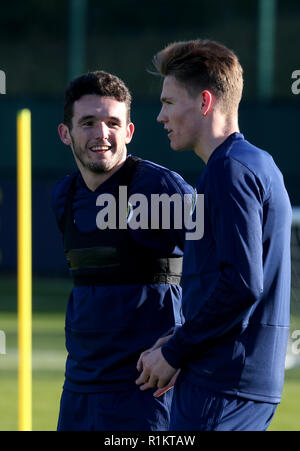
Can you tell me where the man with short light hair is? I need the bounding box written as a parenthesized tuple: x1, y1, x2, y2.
(136, 39, 292, 431)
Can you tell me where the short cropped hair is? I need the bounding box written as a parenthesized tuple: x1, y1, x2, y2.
(63, 71, 132, 129)
(153, 39, 243, 114)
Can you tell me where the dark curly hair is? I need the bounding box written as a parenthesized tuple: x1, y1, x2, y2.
(63, 71, 132, 129)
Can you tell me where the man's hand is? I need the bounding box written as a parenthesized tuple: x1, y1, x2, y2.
(136, 334, 173, 372)
(153, 370, 180, 398)
(135, 347, 177, 392)
(136, 333, 180, 397)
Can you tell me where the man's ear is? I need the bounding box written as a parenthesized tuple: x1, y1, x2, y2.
(125, 122, 135, 144)
(58, 123, 72, 146)
(201, 90, 213, 116)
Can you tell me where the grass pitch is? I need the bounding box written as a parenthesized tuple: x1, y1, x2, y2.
(0, 275, 299, 431)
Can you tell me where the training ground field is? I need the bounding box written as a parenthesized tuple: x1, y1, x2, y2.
(0, 276, 300, 431)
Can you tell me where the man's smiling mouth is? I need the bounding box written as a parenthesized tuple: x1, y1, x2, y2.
(89, 145, 111, 153)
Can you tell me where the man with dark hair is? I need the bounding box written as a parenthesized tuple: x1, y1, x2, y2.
(53, 70, 193, 430)
(136, 39, 292, 431)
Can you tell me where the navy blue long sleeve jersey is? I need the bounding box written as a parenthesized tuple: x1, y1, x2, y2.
(162, 133, 292, 403)
(52, 157, 193, 392)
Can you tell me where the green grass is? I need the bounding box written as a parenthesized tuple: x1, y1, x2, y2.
(0, 369, 64, 431)
(0, 275, 69, 431)
(268, 368, 300, 431)
(0, 275, 300, 431)
(0, 311, 66, 431)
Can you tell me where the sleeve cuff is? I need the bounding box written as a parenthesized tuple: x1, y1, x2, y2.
(161, 335, 184, 370)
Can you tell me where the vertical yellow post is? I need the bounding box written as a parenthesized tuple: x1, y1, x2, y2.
(17, 109, 32, 431)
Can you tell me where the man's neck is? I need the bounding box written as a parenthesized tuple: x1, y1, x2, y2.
(78, 158, 126, 192)
(194, 114, 240, 164)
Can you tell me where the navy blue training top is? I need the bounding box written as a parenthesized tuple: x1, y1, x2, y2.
(52, 157, 194, 392)
(162, 133, 292, 404)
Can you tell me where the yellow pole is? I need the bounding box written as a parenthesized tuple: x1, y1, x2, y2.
(17, 109, 32, 431)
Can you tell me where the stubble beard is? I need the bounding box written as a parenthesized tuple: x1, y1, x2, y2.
(70, 135, 125, 175)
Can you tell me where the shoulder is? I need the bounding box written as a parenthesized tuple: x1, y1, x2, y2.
(211, 137, 273, 173)
(133, 158, 194, 196)
(51, 170, 78, 218)
(208, 138, 276, 197)
(229, 138, 275, 175)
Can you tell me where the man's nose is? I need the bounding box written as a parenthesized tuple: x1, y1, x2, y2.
(157, 108, 167, 123)
(95, 122, 109, 140)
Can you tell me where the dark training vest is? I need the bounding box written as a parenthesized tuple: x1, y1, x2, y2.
(61, 156, 183, 286)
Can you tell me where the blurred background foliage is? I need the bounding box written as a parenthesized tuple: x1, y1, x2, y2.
(0, 0, 299, 100)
